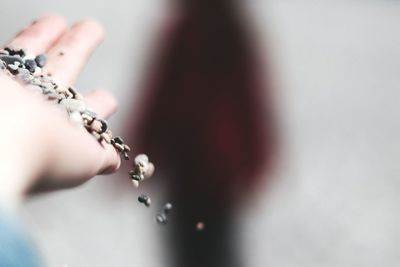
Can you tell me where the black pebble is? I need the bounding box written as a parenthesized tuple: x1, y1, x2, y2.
(16, 49, 26, 58)
(68, 87, 78, 98)
(99, 119, 108, 134)
(5, 48, 26, 58)
(35, 54, 47, 67)
(25, 59, 37, 73)
(113, 136, 124, 144)
(138, 195, 151, 207)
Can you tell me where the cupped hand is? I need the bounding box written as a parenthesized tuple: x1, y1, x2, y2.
(0, 15, 121, 205)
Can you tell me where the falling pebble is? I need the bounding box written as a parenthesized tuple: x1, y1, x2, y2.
(196, 222, 205, 231)
(131, 180, 139, 188)
(138, 194, 151, 207)
(163, 202, 173, 214)
(156, 213, 167, 225)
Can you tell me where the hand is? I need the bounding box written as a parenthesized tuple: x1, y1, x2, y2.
(0, 15, 121, 208)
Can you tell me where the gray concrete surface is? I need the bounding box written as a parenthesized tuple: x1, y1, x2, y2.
(1, 0, 399, 266)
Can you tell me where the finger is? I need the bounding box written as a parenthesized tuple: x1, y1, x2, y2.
(5, 15, 67, 55)
(43, 19, 105, 85)
(84, 89, 118, 119)
(98, 141, 121, 174)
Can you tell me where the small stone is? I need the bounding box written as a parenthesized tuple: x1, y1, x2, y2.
(113, 136, 124, 144)
(25, 59, 37, 73)
(134, 154, 149, 165)
(130, 174, 144, 182)
(138, 194, 151, 207)
(156, 213, 167, 225)
(16, 68, 33, 83)
(133, 163, 147, 177)
(34, 54, 47, 67)
(55, 85, 69, 96)
(60, 98, 86, 113)
(69, 112, 84, 125)
(46, 92, 59, 101)
(113, 142, 125, 152)
(7, 64, 19, 73)
(101, 132, 112, 144)
(90, 119, 103, 133)
(0, 55, 24, 65)
(196, 222, 205, 231)
(123, 152, 130, 160)
(68, 87, 78, 98)
(163, 203, 173, 214)
(83, 109, 98, 118)
(123, 144, 131, 152)
(131, 180, 139, 188)
(15, 48, 26, 58)
(98, 119, 108, 134)
(144, 162, 155, 178)
(5, 48, 26, 57)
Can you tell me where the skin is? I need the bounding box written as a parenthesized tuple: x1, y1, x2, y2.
(0, 15, 121, 211)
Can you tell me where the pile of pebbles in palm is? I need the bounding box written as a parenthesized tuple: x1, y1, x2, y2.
(0, 47, 130, 157)
(0, 47, 170, 224)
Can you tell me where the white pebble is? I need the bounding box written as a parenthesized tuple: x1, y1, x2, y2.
(134, 154, 149, 165)
(60, 98, 86, 113)
(144, 162, 155, 178)
(131, 180, 139, 188)
(69, 111, 84, 125)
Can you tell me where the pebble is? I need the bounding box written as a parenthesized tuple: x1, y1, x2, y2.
(7, 63, 19, 71)
(144, 162, 155, 178)
(90, 119, 103, 133)
(129, 171, 144, 181)
(34, 54, 47, 67)
(98, 119, 108, 134)
(156, 213, 167, 225)
(114, 142, 125, 152)
(16, 68, 33, 83)
(83, 109, 97, 118)
(131, 180, 139, 188)
(196, 222, 205, 231)
(138, 194, 151, 207)
(60, 98, 86, 113)
(123, 144, 131, 152)
(0, 55, 24, 65)
(113, 136, 124, 145)
(24, 59, 37, 73)
(100, 132, 112, 144)
(134, 154, 149, 165)
(69, 111, 84, 125)
(163, 203, 173, 214)
(5, 48, 26, 57)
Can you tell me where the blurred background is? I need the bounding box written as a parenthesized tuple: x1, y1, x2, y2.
(1, 0, 400, 266)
